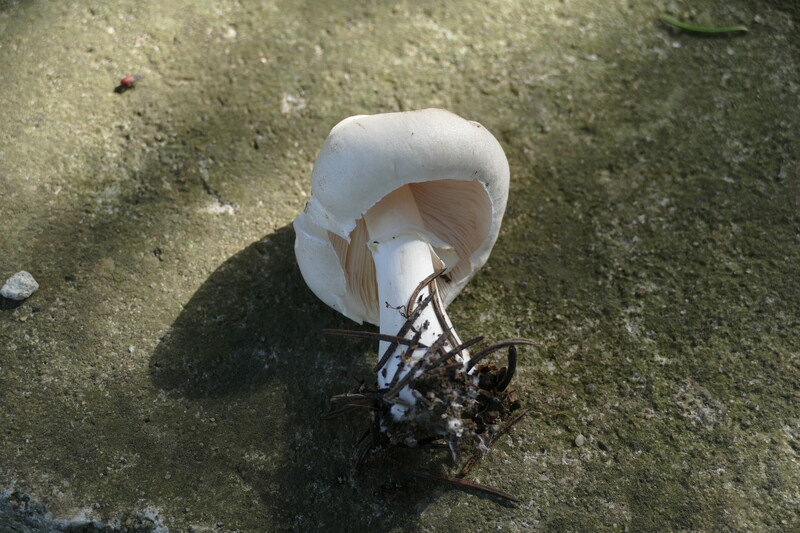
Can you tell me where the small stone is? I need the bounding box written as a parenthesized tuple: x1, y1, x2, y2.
(1, 271, 39, 300)
(575, 434, 586, 447)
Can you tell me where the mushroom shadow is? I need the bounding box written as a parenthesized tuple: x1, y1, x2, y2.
(149, 224, 347, 398)
(148, 224, 480, 529)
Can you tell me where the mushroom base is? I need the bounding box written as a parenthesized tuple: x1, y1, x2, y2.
(326, 333, 533, 479)
(323, 272, 536, 499)
(373, 359, 523, 465)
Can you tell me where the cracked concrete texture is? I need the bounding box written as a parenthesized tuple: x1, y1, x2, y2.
(1, 0, 798, 531)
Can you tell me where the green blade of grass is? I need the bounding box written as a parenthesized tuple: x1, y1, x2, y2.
(659, 15, 748, 34)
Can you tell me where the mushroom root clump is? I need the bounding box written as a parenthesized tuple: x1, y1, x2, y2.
(294, 109, 534, 468)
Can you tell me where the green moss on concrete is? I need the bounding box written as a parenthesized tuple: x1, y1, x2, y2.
(1, 0, 798, 531)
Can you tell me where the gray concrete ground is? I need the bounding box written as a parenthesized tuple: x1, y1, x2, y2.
(1, 0, 798, 531)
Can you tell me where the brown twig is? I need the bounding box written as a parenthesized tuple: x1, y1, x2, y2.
(322, 403, 377, 420)
(494, 345, 517, 392)
(412, 470, 520, 503)
(430, 283, 463, 351)
(324, 328, 429, 350)
(385, 331, 451, 399)
(374, 290, 436, 373)
(352, 427, 373, 470)
(386, 326, 424, 390)
(405, 268, 447, 315)
(466, 338, 538, 372)
(330, 392, 383, 401)
(433, 335, 485, 368)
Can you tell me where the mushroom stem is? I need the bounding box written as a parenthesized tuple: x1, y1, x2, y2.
(364, 185, 465, 421)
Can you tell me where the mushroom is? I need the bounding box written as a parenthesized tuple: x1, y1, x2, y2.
(294, 109, 520, 450)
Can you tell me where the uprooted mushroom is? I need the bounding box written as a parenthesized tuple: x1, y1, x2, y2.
(293, 109, 535, 494)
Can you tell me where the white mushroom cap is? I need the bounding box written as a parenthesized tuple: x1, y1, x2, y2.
(293, 108, 509, 325)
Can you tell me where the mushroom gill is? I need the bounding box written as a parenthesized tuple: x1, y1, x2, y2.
(326, 178, 492, 325)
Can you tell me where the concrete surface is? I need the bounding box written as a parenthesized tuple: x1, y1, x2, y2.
(1, 0, 798, 531)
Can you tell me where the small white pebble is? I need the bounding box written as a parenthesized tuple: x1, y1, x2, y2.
(575, 433, 586, 447)
(1, 271, 39, 301)
(447, 418, 464, 437)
